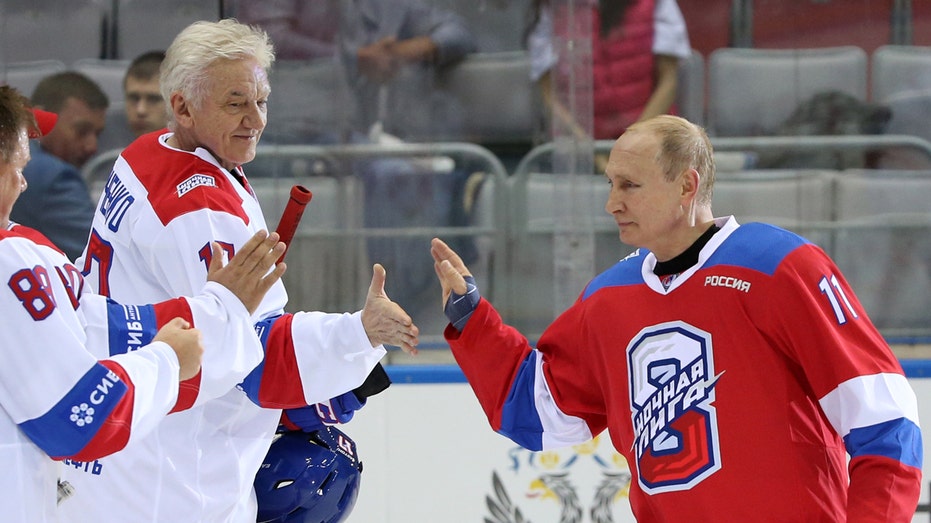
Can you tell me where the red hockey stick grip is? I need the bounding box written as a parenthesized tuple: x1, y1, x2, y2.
(275, 185, 313, 264)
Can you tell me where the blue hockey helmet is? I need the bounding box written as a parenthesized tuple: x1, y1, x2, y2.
(255, 426, 363, 523)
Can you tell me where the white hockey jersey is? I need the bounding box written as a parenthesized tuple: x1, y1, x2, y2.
(0, 223, 260, 522)
(64, 132, 385, 522)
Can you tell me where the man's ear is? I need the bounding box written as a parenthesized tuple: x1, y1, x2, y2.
(170, 92, 192, 128)
(680, 167, 701, 201)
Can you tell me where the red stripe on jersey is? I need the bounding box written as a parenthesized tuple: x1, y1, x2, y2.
(259, 313, 307, 408)
(848, 454, 922, 521)
(151, 297, 200, 412)
(446, 299, 534, 431)
(171, 371, 202, 413)
(2, 224, 65, 254)
(152, 297, 194, 327)
(68, 360, 133, 461)
(120, 134, 250, 227)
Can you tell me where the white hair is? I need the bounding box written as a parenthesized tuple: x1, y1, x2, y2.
(160, 18, 275, 129)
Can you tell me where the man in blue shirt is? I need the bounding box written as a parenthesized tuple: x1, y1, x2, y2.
(11, 71, 104, 260)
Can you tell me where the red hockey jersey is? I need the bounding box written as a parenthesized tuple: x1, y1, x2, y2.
(448, 217, 921, 522)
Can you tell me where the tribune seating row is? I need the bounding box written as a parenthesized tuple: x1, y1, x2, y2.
(5, 45, 931, 160)
(0, 0, 530, 64)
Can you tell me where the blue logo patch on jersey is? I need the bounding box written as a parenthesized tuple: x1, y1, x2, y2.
(106, 301, 158, 356)
(18, 365, 128, 458)
(627, 321, 722, 494)
(176, 174, 217, 197)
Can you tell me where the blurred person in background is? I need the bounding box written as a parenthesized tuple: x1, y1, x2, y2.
(95, 51, 168, 153)
(238, 0, 477, 138)
(124, 50, 168, 138)
(11, 71, 104, 259)
(239, 0, 479, 324)
(526, 0, 690, 170)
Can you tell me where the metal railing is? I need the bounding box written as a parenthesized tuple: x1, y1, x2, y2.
(82, 135, 931, 342)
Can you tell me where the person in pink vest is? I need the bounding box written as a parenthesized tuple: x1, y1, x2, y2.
(526, 0, 691, 149)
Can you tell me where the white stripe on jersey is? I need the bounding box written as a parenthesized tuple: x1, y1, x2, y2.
(819, 372, 920, 438)
(532, 350, 594, 450)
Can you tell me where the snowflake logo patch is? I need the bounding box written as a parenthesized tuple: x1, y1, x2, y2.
(70, 403, 95, 427)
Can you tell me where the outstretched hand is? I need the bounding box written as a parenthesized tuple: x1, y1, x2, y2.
(361, 263, 419, 355)
(207, 230, 287, 314)
(430, 237, 472, 307)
